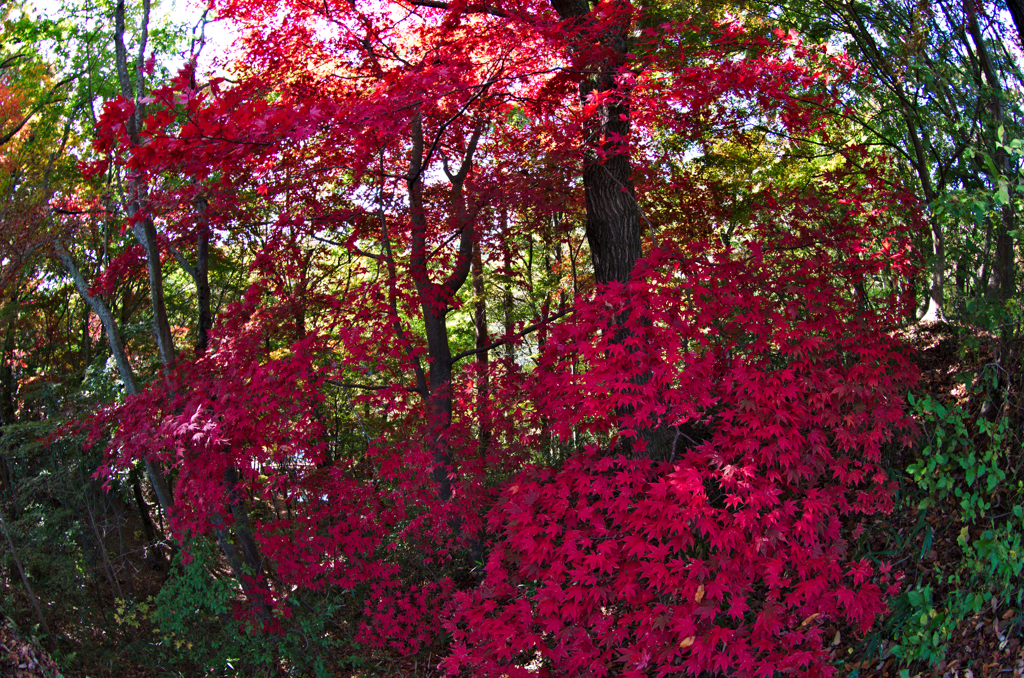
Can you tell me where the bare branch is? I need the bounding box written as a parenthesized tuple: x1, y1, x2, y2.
(407, 0, 508, 18)
(451, 307, 574, 362)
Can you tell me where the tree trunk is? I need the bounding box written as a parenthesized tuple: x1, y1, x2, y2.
(131, 213, 177, 366)
(0, 509, 49, 636)
(966, 4, 1016, 303)
(54, 243, 176, 514)
(132, 471, 168, 573)
(472, 242, 490, 453)
(406, 114, 483, 502)
(196, 198, 212, 352)
(551, 0, 643, 285)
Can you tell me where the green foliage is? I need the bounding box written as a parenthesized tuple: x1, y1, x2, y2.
(149, 540, 347, 677)
(886, 369, 1023, 668)
(888, 584, 956, 666)
(150, 541, 233, 648)
(907, 388, 1012, 521)
(2, 421, 93, 607)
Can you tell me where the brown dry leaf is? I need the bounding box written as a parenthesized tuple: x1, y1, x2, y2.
(694, 584, 704, 603)
(801, 613, 821, 627)
(679, 636, 695, 649)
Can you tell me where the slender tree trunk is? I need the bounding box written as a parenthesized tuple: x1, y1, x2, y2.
(132, 472, 167, 572)
(118, 0, 267, 585)
(406, 114, 483, 502)
(195, 196, 212, 352)
(967, 3, 1016, 303)
(131, 213, 177, 366)
(0, 509, 49, 636)
(224, 467, 263, 580)
(472, 242, 490, 453)
(54, 243, 176, 514)
(80, 306, 91, 371)
(502, 230, 514, 361)
(834, 2, 947, 320)
(0, 318, 17, 520)
(171, 217, 266, 600)
(1, 316, 17, 427)
(85, 491, 123, 600)
(110, 492, 134, 598)
(114, 0, 176, 361)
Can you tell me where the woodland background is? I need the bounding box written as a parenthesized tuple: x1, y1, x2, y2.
(1, 0, 1023, 675)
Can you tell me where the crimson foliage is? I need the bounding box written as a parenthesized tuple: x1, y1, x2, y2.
(83, 5, 920, 674)
(447, 172, 918, 677)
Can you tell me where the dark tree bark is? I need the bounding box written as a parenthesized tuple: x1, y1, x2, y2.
(500, 210, 516, 362)
(551, 0, 643, 285)
(966, 2, 1016, 303)
(1004, 0, 1024, 47)
(406, 114, 483, 502)
(0, 318, 17, 521)
(196, 202, 212, 352)
(471, 242, 491, 452)
(131, 472, 167, 572)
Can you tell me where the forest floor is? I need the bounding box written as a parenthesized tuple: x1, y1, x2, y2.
(833, 321, 1024, 678)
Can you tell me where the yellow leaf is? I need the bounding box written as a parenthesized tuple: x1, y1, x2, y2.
(800, 613, 820, 627)
(679, 636, 695, 649)
(695, 584, 705, 603)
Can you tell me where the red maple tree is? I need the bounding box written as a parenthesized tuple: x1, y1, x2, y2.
(83, 2, 920, 674)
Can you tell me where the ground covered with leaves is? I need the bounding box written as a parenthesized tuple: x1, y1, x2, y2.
(835, 322, 1024, 678)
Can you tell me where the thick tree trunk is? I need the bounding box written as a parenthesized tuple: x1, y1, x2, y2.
(549, 0, 661, 457)
(551, 0, 643, 285)
(582, 120, 643, 285)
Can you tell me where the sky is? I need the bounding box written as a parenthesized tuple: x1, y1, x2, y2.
(22, 0, 240, 79)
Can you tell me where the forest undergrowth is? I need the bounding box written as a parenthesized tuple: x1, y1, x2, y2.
(1, 322, 1022, 678)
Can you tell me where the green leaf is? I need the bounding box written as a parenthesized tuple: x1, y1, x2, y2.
(997, 178, 1010, 206)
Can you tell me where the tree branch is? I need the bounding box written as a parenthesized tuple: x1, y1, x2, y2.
(451, 307, 574, 362)
(407, 0, 508, 18)
(327, 379, 420, 393)
(168, 242, 198, 282)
